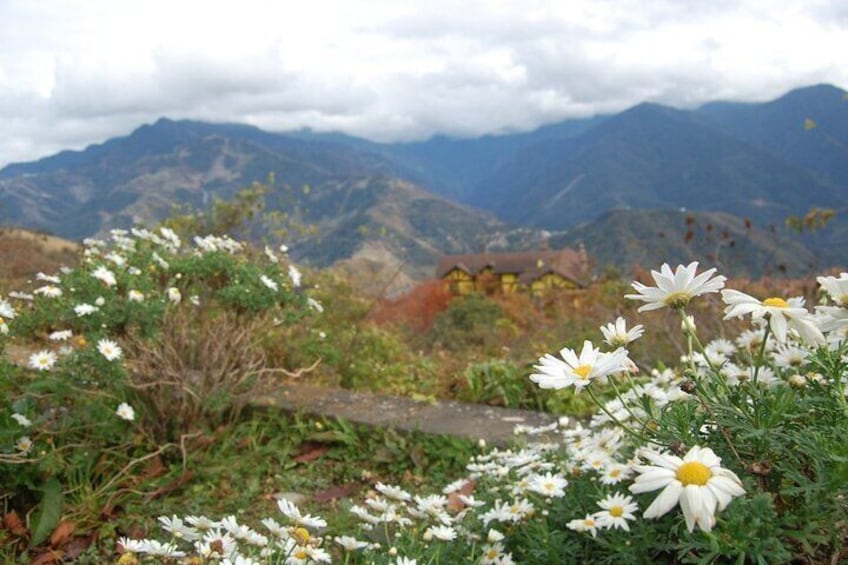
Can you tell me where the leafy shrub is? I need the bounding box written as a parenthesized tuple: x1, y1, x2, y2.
(427, 292, 507, 352)
(458, 359, 545, 409)
(0, 227, 318, 542)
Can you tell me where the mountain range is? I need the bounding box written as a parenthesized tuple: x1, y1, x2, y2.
(1, 83, 846, 281)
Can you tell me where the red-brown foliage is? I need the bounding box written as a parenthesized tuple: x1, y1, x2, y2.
(370, 279, 455, 332)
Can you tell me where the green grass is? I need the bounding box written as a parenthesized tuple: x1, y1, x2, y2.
(45, 409, 480, 562)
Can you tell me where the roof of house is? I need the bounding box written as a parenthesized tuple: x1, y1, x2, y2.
(435, 247, 590, 287)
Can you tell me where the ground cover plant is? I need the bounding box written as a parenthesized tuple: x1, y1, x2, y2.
(3, 239, 846, 562)
(105, 262, 847, 564)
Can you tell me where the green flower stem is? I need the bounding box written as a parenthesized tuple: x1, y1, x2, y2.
(427, 544, 441, 564)
(676, 307, 734, 398)
(606, 374, 651, 428)
(674, 309, 746, 466)
(585, 385, 657, 445)
(752, 323, 772, 386)
(689, 377, 746, 467)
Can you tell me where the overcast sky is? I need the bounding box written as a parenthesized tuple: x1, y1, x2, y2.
(1, 0, 846, 167)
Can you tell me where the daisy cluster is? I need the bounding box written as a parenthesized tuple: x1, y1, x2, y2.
(2, 226, 318, 462)
(8, 260, 848, 562)
(116, 262, 848, 563)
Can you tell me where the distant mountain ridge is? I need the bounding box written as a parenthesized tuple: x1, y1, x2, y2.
(1, 83, 846, 278)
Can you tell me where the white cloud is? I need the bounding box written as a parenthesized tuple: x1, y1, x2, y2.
(0, 0, 846, 166)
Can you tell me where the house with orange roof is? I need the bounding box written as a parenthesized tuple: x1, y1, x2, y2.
(435, 246, 591, 295)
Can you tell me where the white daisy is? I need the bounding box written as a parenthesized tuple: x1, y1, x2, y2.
(288, 264, 302, 288)
(29, 350, 57, 371)
(48, 329, 73, 341)
(424, 525, 457, 541)
(334, 535, 369, 551)
(116, 402, 135, 421)
(259, 274, 278, 292)
(276, 498, 327, 529)
(0, 298, 15, 319)
(34, 285, 63, 298)
(97, 338, 123, 361)
(128, 289, 145, 302)
(629, 445, 745, 532)
(773, 344, 809, 369)
(264, 246, 279, 264)
(91, 265, 117, 287)
(721, 290, 825, 345)
(817, 273, 848, 306)
(74, 303, 99, 317)
(481, 542, 510, 565)
(529, 340, 630, 391)
(11, 413, 32, 427)
(600, 317, 644, 348)
(16, 435, 33, 454)
(375, 482, 412, 502)
(167, 287, 182, 305)
(566, 514, 599, 538)
(593, 492, 639, 531)
(36, 272, 61, 284)
(625, 262, 726, 312)
(158, 515, 199, 541)
(526, 472, 569, 498)
(600, 463, 633, 485)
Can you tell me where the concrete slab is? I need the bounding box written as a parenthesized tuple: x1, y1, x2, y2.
(252, 383, 561, 446)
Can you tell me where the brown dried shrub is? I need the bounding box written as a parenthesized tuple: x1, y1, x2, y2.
(124, 307, 276, 441)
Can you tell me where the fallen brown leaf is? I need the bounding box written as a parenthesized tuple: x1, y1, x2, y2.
(30, 549, 63, 565)
(60, 535, 94, 561)
(48, 521, 74, 548)
(312, 483, 359, 502)
(446, 478, 477, 513)
(294, 442, 329, 463)
(3, 511, 28, 537)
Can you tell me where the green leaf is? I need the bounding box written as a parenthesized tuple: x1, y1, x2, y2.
(29, 477, 64, 547)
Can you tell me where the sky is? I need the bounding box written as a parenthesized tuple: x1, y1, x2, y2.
(1, 0, 847, 167)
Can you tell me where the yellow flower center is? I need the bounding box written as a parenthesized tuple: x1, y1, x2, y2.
(294, 550, 309, 560)
(610, 469, 621, 478)
(573, 365, 592, 380)
(486, 549, 499, 559)
(763, 297, 788, 308)
(676, 461, 712, 486)
(609, 506, 623, 518)
(292, 527, 311, 545)
(663, 291, 692, 308)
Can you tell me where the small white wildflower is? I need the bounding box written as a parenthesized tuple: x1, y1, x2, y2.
(128, 289, 145, 302)
(28, 350, 57, 371)
(74, 303, 99, 316)
(116, 402, 135, 421)
(91, 265, 117, 287)
(97, 338, 123, 361)
(34, 285, 63, 298)
(16, 435, 33, 454)
(48, 329, 73, 341)
(288, 264, 302, 288)
(36, 272, 61, 284)
(260, 274, 278, 292)
(11, 413, 32, 427)
(0, 298, 16, 319)
(307, 297, 323, 313)
(167, 287, 182, 305)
